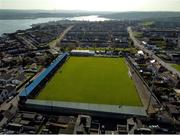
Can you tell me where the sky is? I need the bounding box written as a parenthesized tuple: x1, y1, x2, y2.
(0, 0, 180, 11)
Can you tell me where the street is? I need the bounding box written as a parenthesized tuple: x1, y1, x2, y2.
(128, 26, 180, 77)
(49, 25, 74, 50)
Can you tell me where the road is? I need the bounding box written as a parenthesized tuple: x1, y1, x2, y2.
(128, 27, 180, 77)
(49, 25, 74, 51)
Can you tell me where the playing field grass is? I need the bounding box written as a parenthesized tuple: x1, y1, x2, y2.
(172, 64, 180, 71)
(37, 57, 142, 106)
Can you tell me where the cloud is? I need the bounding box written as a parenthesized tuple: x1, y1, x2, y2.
(0, 0, 180, 11)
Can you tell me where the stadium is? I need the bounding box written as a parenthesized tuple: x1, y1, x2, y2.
(19, 52, 146, 118)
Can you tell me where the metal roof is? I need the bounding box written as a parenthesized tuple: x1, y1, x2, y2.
(19, 52, 68, 97)
(71, 50, 95, 54)
(26, 99, 147, 117)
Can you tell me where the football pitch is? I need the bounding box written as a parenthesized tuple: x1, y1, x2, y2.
(37, 57, 142, 106)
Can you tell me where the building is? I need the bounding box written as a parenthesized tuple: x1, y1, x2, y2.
(71, 50, 95, 56)
(74, 115, 91, 134)
(0, 89, 8, 103)
(178, 36, 180, 49)
(0, 84, 16, 103)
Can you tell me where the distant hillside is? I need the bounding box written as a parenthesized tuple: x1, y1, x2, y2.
(100, 12, 180, 20)
(0, 9, 104, 20)
(150, 16, 180, 22)
(1, 10, 180, 21)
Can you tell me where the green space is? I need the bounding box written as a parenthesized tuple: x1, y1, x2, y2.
(75, 47, 137, 53)
(140, 21, 154, 27)
(172, 64, 180, 71)
(133, 31, 143, 38)
(37, 57, 141, 106)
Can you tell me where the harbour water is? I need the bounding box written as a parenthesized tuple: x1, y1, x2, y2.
(0, 15, 110, 36)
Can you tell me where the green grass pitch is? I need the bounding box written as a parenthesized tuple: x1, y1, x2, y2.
(37, 57, 142, 106)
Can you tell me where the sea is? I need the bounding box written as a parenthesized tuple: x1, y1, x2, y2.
(0, 15, 110, 36)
